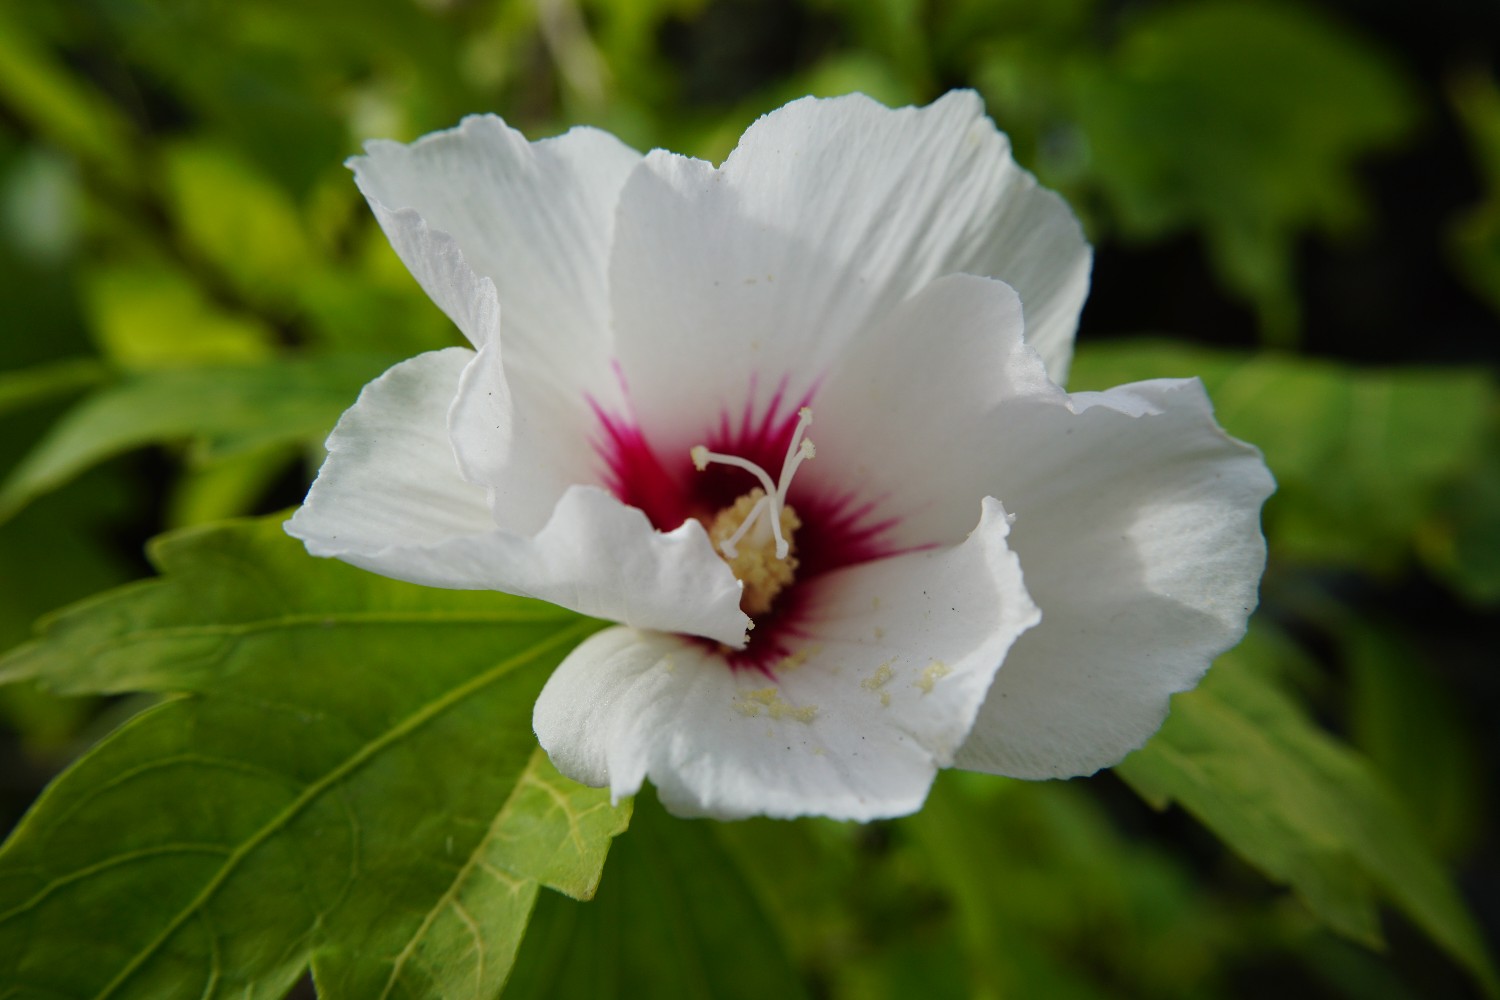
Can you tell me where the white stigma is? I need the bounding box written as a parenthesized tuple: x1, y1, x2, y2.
(691, 407, 815, 560)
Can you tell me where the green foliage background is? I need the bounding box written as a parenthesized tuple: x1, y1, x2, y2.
(0, 0, 1496, 996)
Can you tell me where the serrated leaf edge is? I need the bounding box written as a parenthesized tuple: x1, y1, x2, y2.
(69, 618, 594, 999)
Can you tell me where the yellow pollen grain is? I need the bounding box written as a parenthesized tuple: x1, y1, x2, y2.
(862, 662, 894, 692)
(769, 701, 817, 722)
(775, 644, 822, 674)
(734, 687, 817, 724)
(707, 489, 801, 615)
(880, 692, 891, 708)
(916, 660, 952, 694)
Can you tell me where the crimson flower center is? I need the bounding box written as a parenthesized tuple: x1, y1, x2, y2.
(691, 408, 816, 617)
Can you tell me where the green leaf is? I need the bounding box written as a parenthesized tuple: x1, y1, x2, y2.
(0, 358, 106, 419)
(165, 447, 301, 529)
(902, 776, 1235, 999)
(1421, 423, 1500, 604)
(1337, 621, 1486, 856)
(1116, 625, 1499, 998)
(503, 789, 808, 1000)
(1449, 71, 1500, 320)
(162, 142, 317, 313)
(1074, 0, 1416, 342)
(0, 5, 141, 190)
(82, 262, 276, 370)
(1068, 341, 1493, 572)
(0, 516, 626, 999)
(0, 354, 395, 522)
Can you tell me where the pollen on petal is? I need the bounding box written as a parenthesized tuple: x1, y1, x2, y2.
(774, 644, 821, 674)
(733, 686, 817, 723)
(915, 660, 952, 694)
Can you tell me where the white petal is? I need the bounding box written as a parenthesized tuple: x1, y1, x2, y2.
(807, 273, 1060, 548)
(304, 483, 749, 646)
(956, 379, 1275, 779)
(355, 206, 502, 350)
(353, 121, 644, 534)
(352, 119, 639, 394)
(285, 351, 748, 644)
(285, 348, 496, 552)
(608, 92, 1087, 452)
(445, 337, 603, 535)
(534, 499, 1039, 820)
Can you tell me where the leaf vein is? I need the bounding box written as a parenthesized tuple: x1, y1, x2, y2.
(92, 619, 593, 1000)
(0, 843, 234, 926)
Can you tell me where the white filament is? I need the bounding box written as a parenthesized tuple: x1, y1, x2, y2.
(691, 407, 815, 560)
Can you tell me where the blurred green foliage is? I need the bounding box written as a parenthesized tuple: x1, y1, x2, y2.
(0, 0, 1496, 997)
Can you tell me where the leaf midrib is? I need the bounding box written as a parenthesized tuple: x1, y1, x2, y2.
(0, 609, 576, 688)
(94, 618, 595, 1000)
(98, 609, 577, 646)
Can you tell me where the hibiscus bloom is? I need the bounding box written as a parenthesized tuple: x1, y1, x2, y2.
(286, 92, 1273, 821)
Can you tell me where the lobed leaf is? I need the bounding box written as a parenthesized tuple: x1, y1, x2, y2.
(0, 517, 627, 999)
(1117, 625, 1499, 998)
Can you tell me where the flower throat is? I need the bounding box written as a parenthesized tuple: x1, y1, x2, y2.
(691, 407, 815, 615)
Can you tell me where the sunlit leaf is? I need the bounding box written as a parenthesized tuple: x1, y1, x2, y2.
(83, 262, 275, 370)
(0, 517, 626, 999)
(0, 355, 394, 521)
(1117, 625, 1499, 998)
(163, 142, 318, 314)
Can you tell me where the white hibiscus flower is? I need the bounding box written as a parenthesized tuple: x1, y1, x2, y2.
(286, 91, 1274, 821)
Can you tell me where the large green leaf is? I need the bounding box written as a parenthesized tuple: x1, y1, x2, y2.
(1068, 341, 1493, 573)
(1117, 625, 1499, 998)
(503, 790, 808, 1000)
(0, 517, 627, 999)
(0, 355, 394, 522)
